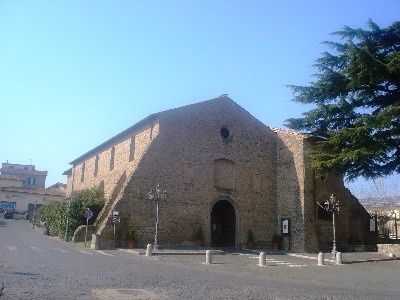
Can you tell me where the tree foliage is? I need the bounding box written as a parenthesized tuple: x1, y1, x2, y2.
(35, 201, 68, 237)
(286, 19, 400, 180)
(68, 187, 105, 229)
(36, 188, 105, 240)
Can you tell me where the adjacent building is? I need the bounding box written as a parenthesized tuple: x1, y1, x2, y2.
(64, 96, 374, 251)
(361, 196, 400, 240)
(0, 162, 66, 215)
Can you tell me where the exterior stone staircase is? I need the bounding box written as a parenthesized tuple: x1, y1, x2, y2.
(71, 172, 129, 244)
(93, 171, 129, 244)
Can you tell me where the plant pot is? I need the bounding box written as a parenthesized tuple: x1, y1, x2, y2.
(194, 240, 204, 247)
(127, 240, 136, 249)
(246, 242, 256, 249)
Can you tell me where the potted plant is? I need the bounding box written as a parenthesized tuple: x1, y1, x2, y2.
(246, 230, 256, 248)
(271, 234, 282, 250)
(126, 226, 136, 249)
(192, 226, 205, 247)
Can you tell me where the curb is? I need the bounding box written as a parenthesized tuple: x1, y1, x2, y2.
(117, 249, 225, 256)
(288, 253, 399, 264)
(288, 253, 335, 263)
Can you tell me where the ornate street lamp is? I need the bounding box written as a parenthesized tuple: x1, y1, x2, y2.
(321, 194, 340, 258)
(148, 184, 168, 250)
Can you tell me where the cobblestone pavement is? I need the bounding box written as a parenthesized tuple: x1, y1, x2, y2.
(1, 218, 400, 299)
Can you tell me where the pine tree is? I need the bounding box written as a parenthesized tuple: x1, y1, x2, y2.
(286, 19, 400, 180)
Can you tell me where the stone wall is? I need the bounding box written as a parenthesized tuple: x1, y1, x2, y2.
(66, 120, 159, 199)
(274, 129, 319, 252)
(275, 129, 307, 251)
(377, 244, 400, 256)
(72, 224, 96, 242)
(108, 97, 279, 248)
(274, 129, 372, 252)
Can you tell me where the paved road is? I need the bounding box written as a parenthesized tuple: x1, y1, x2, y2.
(1, 218, 400, 299)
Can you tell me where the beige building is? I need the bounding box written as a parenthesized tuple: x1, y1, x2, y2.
(64, 96, 373, 251)
(0, 163, 66, 214)
(1, 162, 47, 188)
(362, 197, 400, 240)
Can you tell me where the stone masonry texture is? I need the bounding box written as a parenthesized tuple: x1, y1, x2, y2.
(66, 96, 373, 252)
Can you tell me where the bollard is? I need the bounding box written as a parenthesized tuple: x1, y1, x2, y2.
(336, 252, 342, 265)
(318, 252, 324, 266)
(91, 234, 99, 250)
(145, 244, 153, 257)
(259, 252, 266, 267)
(206, 250, 212, 264)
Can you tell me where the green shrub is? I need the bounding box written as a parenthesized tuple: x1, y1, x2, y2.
(35, 201, 68, 237)
(36, 188, 105, 240)
(126, 226, 136, 240)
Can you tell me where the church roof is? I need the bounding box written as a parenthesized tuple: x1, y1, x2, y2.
(68, 95, 232, 166)
(69, 113, 158, 165)
(271, 127, 326, 141)
(270, 127, 306, 137)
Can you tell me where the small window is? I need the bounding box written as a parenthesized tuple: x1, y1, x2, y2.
(110, 146, 115, 171)
(129, 136, 135, 162)
(150, 124, 154, 140)
(220, 127, 230, 139)
(81, 162, 85, 182)
(94, 155, 99, 177)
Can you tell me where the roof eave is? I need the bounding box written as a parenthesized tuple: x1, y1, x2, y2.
(69, 113, 159, 165)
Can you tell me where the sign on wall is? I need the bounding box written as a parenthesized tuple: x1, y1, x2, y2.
(281, 218, 290, 235)
(369, 217, 376, 232)
(0, 201, 16, 211)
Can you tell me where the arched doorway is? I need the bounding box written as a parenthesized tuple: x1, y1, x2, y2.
(211, 200, 236, 247)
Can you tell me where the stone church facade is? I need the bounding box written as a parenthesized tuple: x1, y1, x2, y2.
(64, 96, 373, 252)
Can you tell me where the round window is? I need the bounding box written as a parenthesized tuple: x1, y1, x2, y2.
(220, 127, 230, 139)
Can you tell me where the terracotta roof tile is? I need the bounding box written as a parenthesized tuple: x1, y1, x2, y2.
(0, 175, 23, 181)
(1, 186, 66, 197)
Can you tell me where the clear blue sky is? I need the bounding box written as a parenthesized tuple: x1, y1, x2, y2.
(0, 1, 399, 196)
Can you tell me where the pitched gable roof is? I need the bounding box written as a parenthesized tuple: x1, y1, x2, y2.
(68, 95, 233, 166)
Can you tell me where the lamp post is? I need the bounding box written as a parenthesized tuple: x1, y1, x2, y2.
(322, 194, 340, 258)
(148, 184, 168, 250)
(32, 202, 37, 229)
(392, 212, 398, 240)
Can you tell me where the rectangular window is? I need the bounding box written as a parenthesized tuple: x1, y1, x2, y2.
(27, 177, 36, 186)
(94, 155, 99, 177)
(110, 147, 115, 171)
(81, 162, 85, 182)
(150, 124, 154, 140)
(129, 136, 135, 162)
